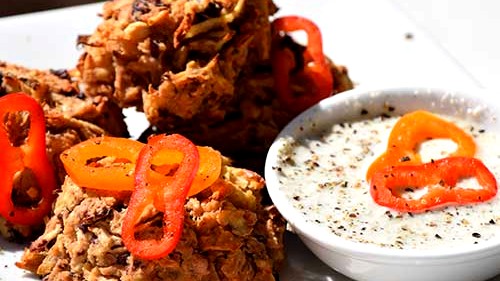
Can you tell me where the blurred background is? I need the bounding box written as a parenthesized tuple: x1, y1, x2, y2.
(0, 0, 104, 17)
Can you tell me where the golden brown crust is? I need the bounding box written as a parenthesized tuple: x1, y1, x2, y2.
(0, 61, 128, 138)
(77, 0, 277, 122)
(0, 61, 129, 241)
(18, 164, 285, 281)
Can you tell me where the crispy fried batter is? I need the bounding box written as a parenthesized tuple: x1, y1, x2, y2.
(0, 62, 129, 241)
(0, 62, 128, 138)
(77, 0, 277, 124)
(18, 162, 285, 281)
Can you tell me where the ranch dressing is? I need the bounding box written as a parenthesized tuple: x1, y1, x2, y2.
(274, 114, 500, 250)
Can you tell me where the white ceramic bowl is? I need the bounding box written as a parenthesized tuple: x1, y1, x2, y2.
(265, 87, 500, 281)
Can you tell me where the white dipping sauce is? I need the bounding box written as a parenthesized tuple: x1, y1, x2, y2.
(275, 113, 500, 250)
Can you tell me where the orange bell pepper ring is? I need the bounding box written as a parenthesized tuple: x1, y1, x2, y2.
(0, 93, 57, 225)
(60, 136, 222, 196)
(60, 136, 144, 191)
(370, 157, 497, 213)
(366, 110, 476, 180)
(152, 146, 222, 197)
(122, 134, 199, 260)
(271, 16, 334, 114)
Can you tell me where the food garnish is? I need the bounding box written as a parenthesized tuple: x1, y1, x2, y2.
(122, 134, 199, 260)
(60, 136, 144, 191)
(60, 136, 221, 195)
(154, 145, 222, 197)
(367, 110, 496, 212)
(0, 93, 56, 225)
(60, 133, 223, 259)
(366, 110, 476, 180)
(370, 157, 497, 213)
(271, 16, 334, 114)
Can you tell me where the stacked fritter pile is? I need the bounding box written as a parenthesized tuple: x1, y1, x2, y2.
(77, 0, 354, 170)
(0, 62, 128, 240)
(18, 162, 285, 281)
(6, 0, 355, 280)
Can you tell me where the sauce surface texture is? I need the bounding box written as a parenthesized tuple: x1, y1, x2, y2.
(275, 114, 500, 250)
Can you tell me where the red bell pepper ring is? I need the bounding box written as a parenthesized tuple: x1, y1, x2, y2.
(271, 16, 334, 114)
(0, 93, 57, 225)
(121, 134, 199, 260)
(370, 157, 497, 213)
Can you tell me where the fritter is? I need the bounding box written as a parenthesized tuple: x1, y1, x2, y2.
(17, 160, 285, 281)
(77, 0, 276, 124)
(0, 62, 129, 240)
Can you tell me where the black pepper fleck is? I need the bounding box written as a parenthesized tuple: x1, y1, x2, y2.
(472, 232, 481, 238)
(385, 211, 393, 218)
(400, 155, 411, 162)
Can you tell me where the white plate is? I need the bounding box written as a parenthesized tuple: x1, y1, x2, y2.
(0, 1, 493, 280)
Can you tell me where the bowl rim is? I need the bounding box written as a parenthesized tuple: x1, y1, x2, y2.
(265, 86, 500, 264)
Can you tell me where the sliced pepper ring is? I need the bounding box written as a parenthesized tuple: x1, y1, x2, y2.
(60, 136, 144, 191)
(122, 134, 200, 260)
(0, 93, 56, 225)
(366, 110, 476, 180)
(271, 16, 334, 114)
(370, 156, 497, 213)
